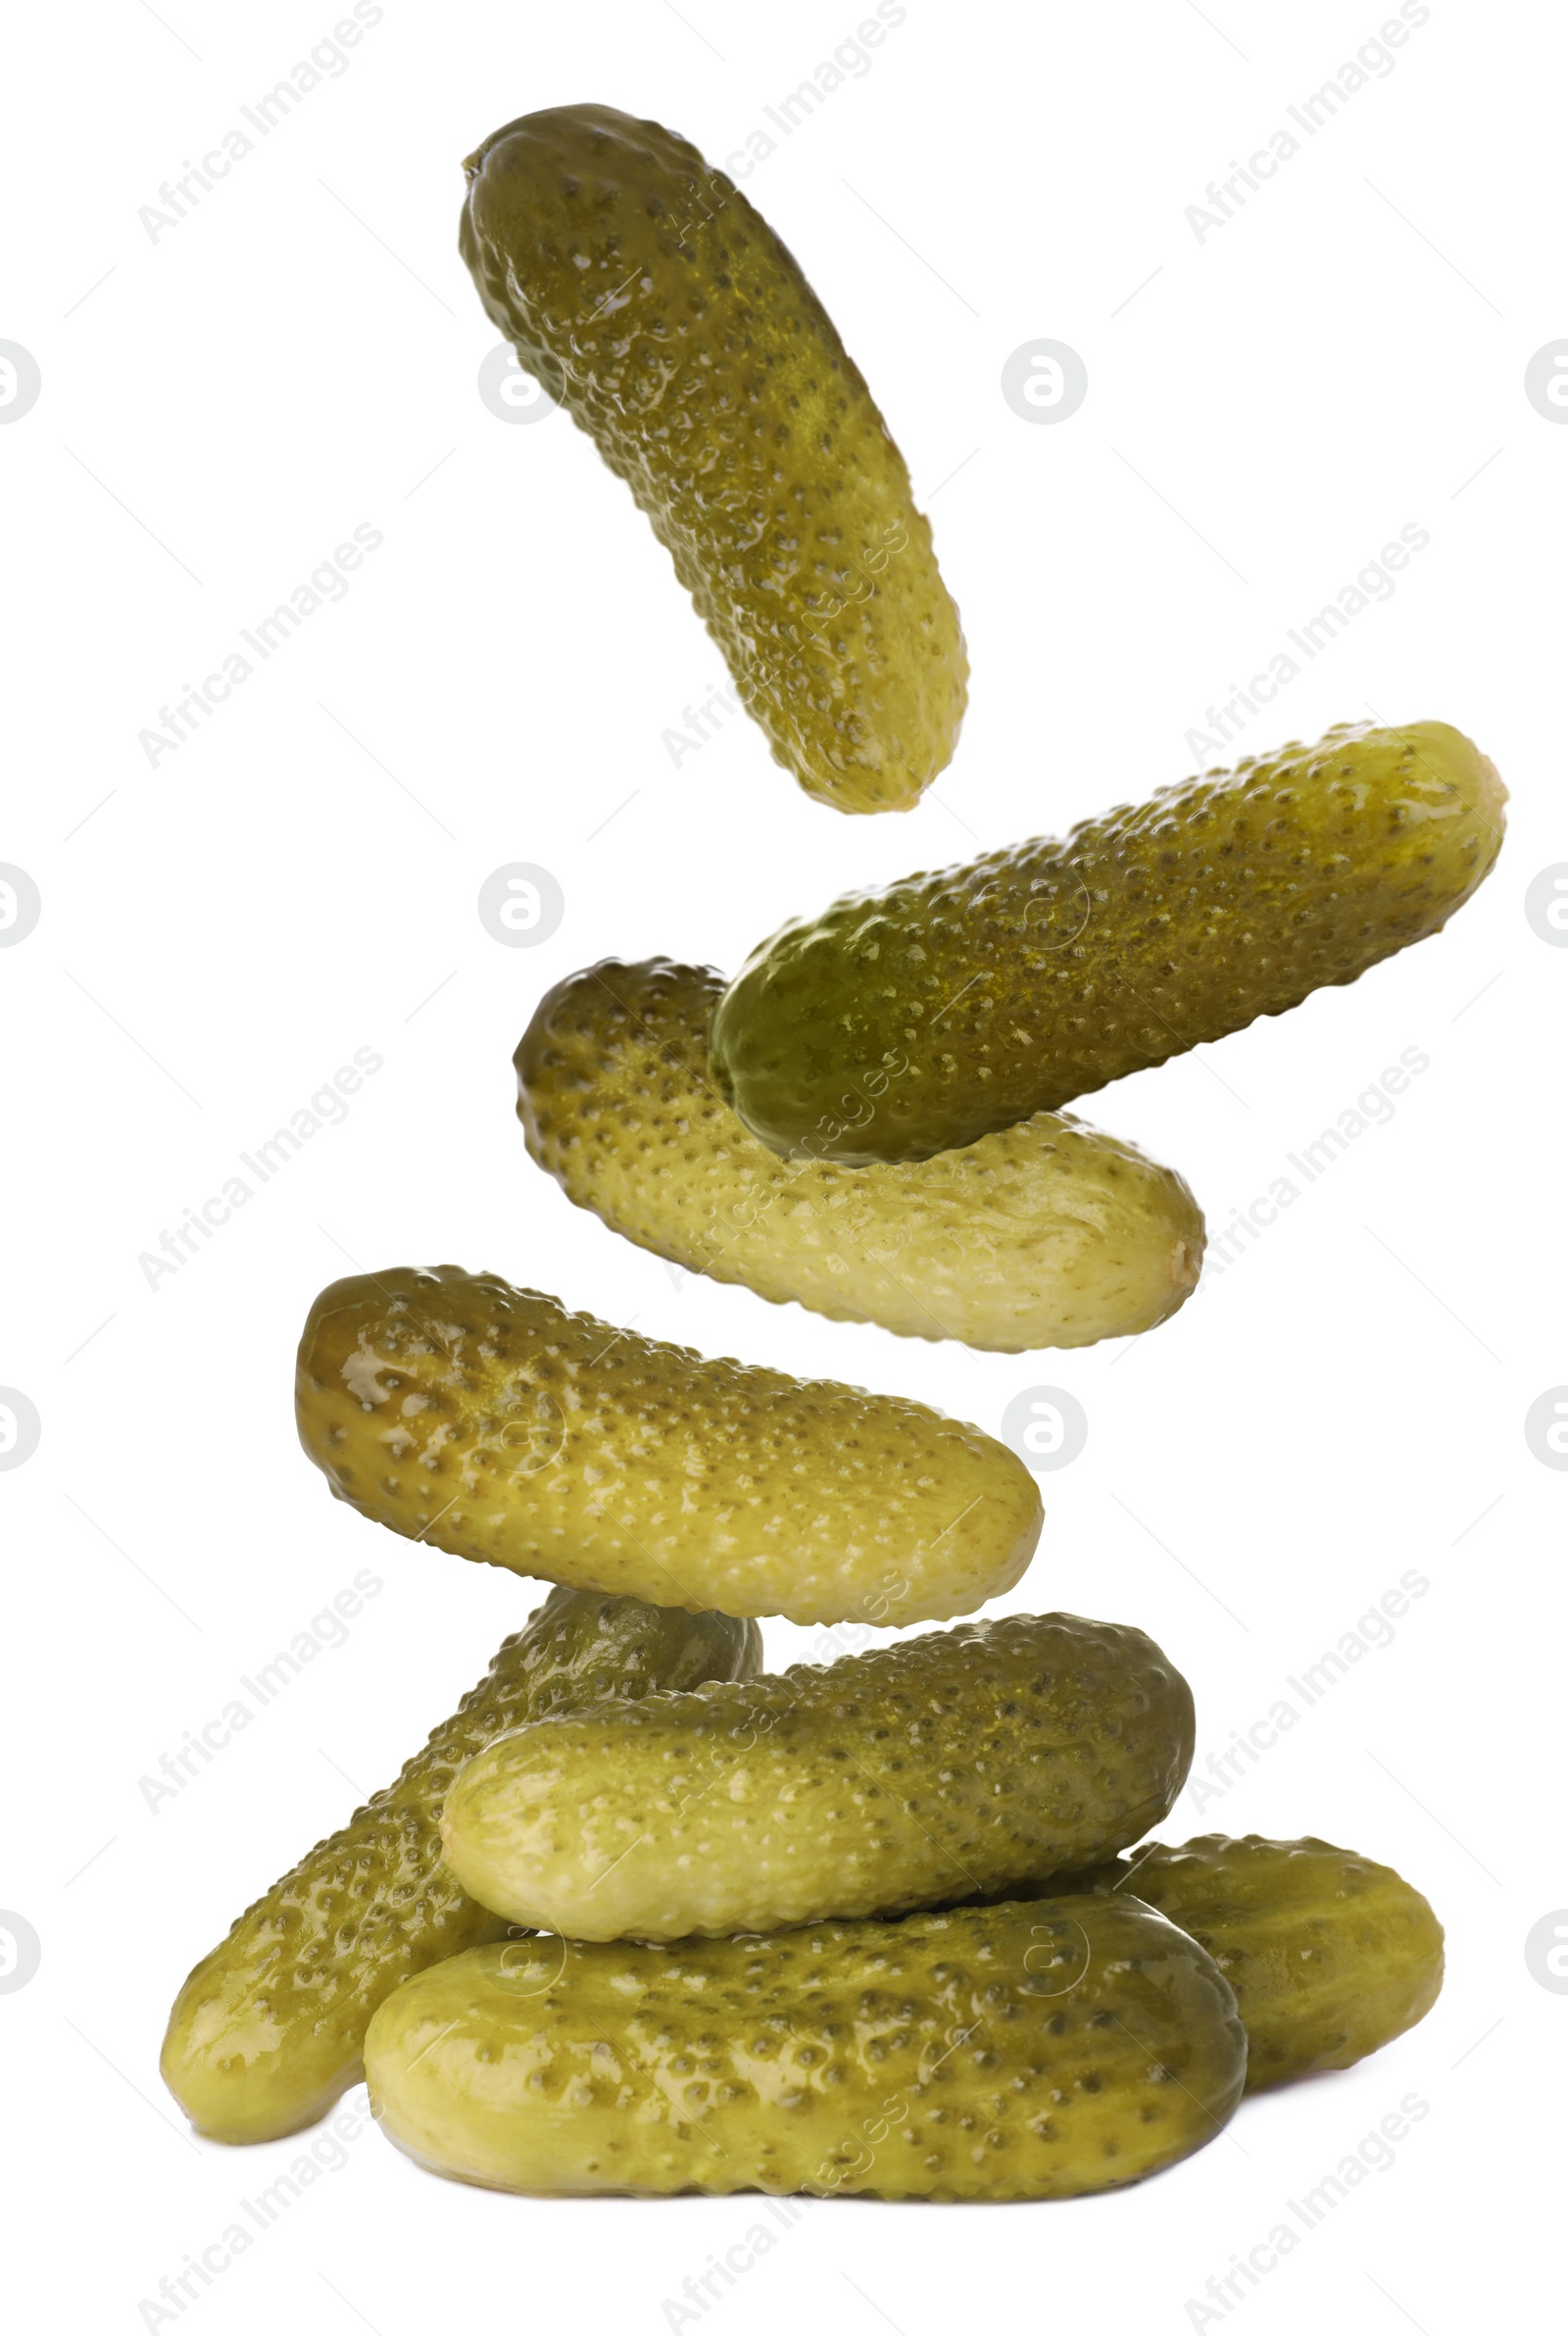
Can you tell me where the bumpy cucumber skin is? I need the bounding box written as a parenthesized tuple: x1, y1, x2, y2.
(1063, 1834, 1444, 2092)
(458, 105, 966, 816)
(160, 1590, 761, 2145)
(365, 1894, 1245, 2200)
(440, 1612, 1195, 1941)
(517, 958, 1205, 1352)
(710, 721, 1507, 1164)
(295, 1266, 1043, 1626)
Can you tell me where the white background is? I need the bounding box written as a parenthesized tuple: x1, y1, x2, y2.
(3, 1, 1562, 2328)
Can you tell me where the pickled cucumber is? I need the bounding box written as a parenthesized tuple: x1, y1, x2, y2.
(296, 1266, 1042, 1626)
(710, 720, 1507, 1163)
(440, 1612, 1194, 1941)
(160, 1589, 761, 2144)
(459, 104, 966, 815)
(517, 958, 1205, 1351)
(1065, 1833, 1444, 2091)
(364, 1893, 1245, 2199)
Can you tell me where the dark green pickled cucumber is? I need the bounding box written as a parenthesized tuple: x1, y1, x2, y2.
(160, 1589, 760, 2144)
(1062, 1834, 1444, 2091)
(459, 105, 967, 815)
(710, 721, 1507, 1163)
(441, 1612, 1194, 1941)
(365, 1893, 1246, 2199)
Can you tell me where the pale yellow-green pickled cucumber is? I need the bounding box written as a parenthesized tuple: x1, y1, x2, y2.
(296, 1266, 1043, 1626)
(441, 1612, 1194, 1940)
(364, 1894, 1246, 2199)
(160, 1589, 760, 2143)
(516, 958, 1204, 1350)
